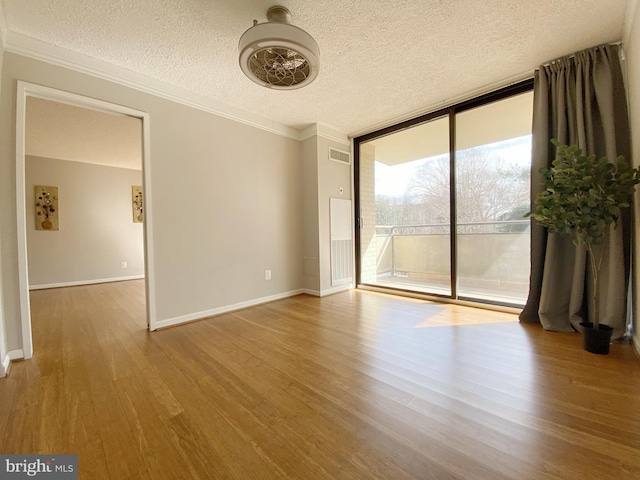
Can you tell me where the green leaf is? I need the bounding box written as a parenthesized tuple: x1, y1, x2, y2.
(530, 141, 640, 245)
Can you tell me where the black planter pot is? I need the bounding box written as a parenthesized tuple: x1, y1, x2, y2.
(579, 322, 613, 355)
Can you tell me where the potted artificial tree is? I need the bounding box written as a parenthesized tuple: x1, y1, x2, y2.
(527, 140, 640, 354)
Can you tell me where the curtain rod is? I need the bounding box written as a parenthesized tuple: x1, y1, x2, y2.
(541, 41, 623, 67)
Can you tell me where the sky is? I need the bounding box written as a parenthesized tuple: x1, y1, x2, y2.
(374, 135, 532, 197)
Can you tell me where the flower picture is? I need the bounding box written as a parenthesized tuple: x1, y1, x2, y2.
(35, 185, 59, 230)
(132, 186, 143, 223)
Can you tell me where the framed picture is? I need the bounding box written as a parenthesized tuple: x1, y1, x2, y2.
(132, 186, 143, 223)
(35, 185, 59, 230)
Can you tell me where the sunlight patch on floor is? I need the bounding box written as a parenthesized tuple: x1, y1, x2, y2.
(414, 310, 518, 328)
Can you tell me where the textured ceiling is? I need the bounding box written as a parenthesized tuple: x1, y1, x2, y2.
(2, 0, 631, 136)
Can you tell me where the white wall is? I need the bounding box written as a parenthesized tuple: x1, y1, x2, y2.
(624, 0, 640, 353)
(302, 136, 320, 293)
(25, 156, 144, 288)
(0, 52, 305, 350)
(300, 133, 353, 296)
(317, 137, 352, 294)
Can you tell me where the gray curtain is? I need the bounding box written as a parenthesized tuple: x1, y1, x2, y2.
(520, 44, 631, 340)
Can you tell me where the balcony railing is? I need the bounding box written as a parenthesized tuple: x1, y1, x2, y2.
(370, 220, 530, 305)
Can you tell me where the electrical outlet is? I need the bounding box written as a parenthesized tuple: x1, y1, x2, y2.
(121, 261, 127, 269)
(265, 269, 271, 280)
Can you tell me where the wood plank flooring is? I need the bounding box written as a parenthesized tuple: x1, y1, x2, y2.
(1, 280, 639, 479)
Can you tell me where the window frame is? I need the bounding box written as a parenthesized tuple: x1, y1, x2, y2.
(353, 78, 534, 307)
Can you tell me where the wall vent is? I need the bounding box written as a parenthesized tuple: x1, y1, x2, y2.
(329, 147, 350, 165)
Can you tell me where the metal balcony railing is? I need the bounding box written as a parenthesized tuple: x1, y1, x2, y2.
(369, 220, 531, 304)
(375, 219, 530, 235)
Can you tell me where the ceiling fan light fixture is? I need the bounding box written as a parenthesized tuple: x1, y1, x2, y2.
(238, 6, 320, 90)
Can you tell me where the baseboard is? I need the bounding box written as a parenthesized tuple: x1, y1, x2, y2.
(29, 275, 145, 290)
(9, 350, 24, 360)
(635, 333, 640, 357)
(321, 284, 352, 297)
(154, 289, 305, 330)
(1, 354, 10, 378)
(302, 289, 321, 296)
(303, 284, 352, 297)
(1, 350, 25, 378)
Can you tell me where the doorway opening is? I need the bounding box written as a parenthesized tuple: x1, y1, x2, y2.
(16, 82, 157, 359)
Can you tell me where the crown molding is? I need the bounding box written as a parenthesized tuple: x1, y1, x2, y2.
(4, 31, 303, 140)
(300, 122, 349, 145)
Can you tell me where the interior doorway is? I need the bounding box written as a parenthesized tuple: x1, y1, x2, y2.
(15, 82, 157, 358)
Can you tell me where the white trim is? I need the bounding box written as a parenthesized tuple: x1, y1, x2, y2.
(1, 354, 9, 378)
(15, 81, 158, 356)
(18, 82, 152, 118)
(2, 31, 353, 147)
(635, 334, 640, 357)
(16, 83, 32, 359)
(0, 350, 25, 378)
(5, 32, 301, 140)
(303, 285, 353, 297)
(0, 270, 6, 378)
(299, 125, 316, 141)
(29, 275, 145, 291)
(155, 289, 305, 329)
(8, 349, 24, 360)
(302, 289, 321, 297)
(319, 284, 352, 297)
(300, 122, 350, 144)
(141, 115, 158, 331)
(303, 285, 352, 297)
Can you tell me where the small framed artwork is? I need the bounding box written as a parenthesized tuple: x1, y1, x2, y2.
(132, 186, 143, 223)
(35, 185, 59, 230)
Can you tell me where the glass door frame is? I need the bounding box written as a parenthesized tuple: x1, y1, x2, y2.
(354, 78, 534, 307)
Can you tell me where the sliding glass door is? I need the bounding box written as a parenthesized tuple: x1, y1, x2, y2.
(358, 116, 451, 296)
(355, 82, 533, 307)
(455, 93, 532, 304)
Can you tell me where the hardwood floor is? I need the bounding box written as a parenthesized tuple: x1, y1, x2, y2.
(1, 280, 639, 479)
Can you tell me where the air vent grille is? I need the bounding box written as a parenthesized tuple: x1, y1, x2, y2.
(329, 147, 350, 165)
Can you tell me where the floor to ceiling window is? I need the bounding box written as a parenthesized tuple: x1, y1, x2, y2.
(355, 80, 533, 307)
